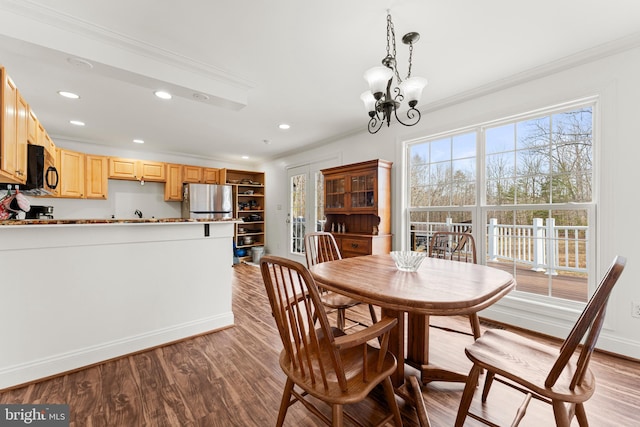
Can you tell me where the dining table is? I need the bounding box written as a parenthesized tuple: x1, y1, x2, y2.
(309, 253, 516, 388)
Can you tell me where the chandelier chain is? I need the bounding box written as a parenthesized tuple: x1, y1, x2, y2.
(407, 42, 414, 79)
(386, 13, 402, 84)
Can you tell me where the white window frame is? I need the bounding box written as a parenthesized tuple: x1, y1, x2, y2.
(402, 97, 599, 334)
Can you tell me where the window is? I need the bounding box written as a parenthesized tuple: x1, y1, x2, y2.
(407, 103, 594, 303)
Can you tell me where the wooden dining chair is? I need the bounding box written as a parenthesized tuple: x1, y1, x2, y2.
(260, 255, 403, 427)
(454, 256, 626, 427)
(428, 231, 481, 340)
(304, 232, 377, 330)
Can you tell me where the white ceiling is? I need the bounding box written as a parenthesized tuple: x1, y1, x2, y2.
(1, 0, 640, 164)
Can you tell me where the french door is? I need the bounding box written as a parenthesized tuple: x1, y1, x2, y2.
(287, 158, 337, 260)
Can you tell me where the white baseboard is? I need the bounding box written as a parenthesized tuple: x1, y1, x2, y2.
(0, 313, 234, 390)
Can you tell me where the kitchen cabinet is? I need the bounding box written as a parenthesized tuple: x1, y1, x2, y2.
(27, 114, 56, 158)
(108, 157, 166, 182)
(0, 67, 27, 184)
(221, 168, 265, 262)
(184, 165, 219, 184)
(321, 159, 392, 258)
(85, 155, 108, 199)
(183, 165, 202, 183)
(27, 108, 37, 143)
(57, 148, 85, 198)
(164, 165, 222, 201)
(16, 92, 28, 182)
(43, 130, 56, 158)
(202, 167, 220, 184)
(164, 163, 183, 201)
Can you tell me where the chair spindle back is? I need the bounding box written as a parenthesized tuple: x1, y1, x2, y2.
(260, 255, 348, 391)
(546, 255, 626, 389)
(428, 231, 477, 264)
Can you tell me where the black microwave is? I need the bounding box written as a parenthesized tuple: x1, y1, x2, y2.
(26, 144, 58, 195)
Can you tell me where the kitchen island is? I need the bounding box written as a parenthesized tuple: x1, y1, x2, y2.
(0, 218, 238, 389)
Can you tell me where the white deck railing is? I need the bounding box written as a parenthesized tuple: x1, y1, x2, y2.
(410, 218, 588, 275)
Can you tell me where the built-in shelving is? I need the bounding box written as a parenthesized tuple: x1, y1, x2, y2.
(221, 169, 265, 262)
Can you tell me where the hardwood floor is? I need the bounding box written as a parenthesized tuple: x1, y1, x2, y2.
(1, 263, 638, 426)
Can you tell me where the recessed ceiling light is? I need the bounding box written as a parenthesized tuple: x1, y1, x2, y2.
(67, 57, 94, 70)
(69, 120, 85, 126)
(241, 155, 249, 159)
(154, 90, 172, 100)
(193, 93, 210, 101)
(133, 139, 145, 144)
(58, 91, 80, 99)
(278, 123, 291, 130)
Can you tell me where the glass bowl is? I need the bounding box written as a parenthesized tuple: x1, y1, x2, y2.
(390, 251, 427, 272)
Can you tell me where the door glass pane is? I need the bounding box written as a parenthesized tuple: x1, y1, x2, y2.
(315, 171, 325, 231)
(290, 173, 306, 255)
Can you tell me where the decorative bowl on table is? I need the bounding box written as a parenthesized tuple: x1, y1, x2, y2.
(390, 251, 427, 272)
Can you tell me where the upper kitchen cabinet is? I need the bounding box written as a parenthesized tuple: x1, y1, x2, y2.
(183, 165, 219, 184)
(321, 160, 392, 257)
(27, 108, 37, 144)
(57, 148, 85, 198)
(202, 168, 220, 184)
(183, 165, 202, 183)
(0, 67, 28, 184)
(164, 163, 183, 202)
(165, 165, 221, 201)
(27, 110, 56, 158)
(85, 155, 108, 199)
(108, 157, 166, 183)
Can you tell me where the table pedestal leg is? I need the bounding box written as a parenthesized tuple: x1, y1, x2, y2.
(406, 313, 468, 384)
(381, 307, 404, 388)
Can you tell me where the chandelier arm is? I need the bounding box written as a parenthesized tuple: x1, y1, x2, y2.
(393, 105, 422, 127)
(367, 115, 384, 134)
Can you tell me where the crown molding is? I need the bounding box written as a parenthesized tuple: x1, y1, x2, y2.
(419, 31, 640, 116)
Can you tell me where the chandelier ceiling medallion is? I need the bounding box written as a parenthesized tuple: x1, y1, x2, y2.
(361, 10, 427, 134)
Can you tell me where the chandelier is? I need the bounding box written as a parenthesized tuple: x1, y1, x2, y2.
(360, 11, 427, 134)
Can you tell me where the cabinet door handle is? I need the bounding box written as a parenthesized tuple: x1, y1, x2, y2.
(351, 243, 359, 248)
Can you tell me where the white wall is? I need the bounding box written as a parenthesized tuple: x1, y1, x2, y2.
(260, 45, 640, 359)
(0, 222, 235, 388)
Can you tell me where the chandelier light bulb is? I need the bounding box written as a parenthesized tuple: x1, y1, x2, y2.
(360, 91, 377, 116)
(399, 77, 428, 107)
(363, 66, 394, 99)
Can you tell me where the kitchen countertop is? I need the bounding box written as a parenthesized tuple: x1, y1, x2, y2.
(0, 217, 240, 226)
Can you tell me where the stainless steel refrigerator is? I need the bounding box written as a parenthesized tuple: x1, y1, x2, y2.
(181, 183, 233, 219)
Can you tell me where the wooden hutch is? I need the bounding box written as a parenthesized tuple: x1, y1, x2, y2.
(321, 159, 392, 258)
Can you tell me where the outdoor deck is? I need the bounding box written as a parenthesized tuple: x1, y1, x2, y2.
(487, 260, 588, 302)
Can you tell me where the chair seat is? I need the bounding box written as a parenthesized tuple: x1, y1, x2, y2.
(320, 292, 360, 309)
(466, 329, 595, 403)
(280, 334, 397, 405)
